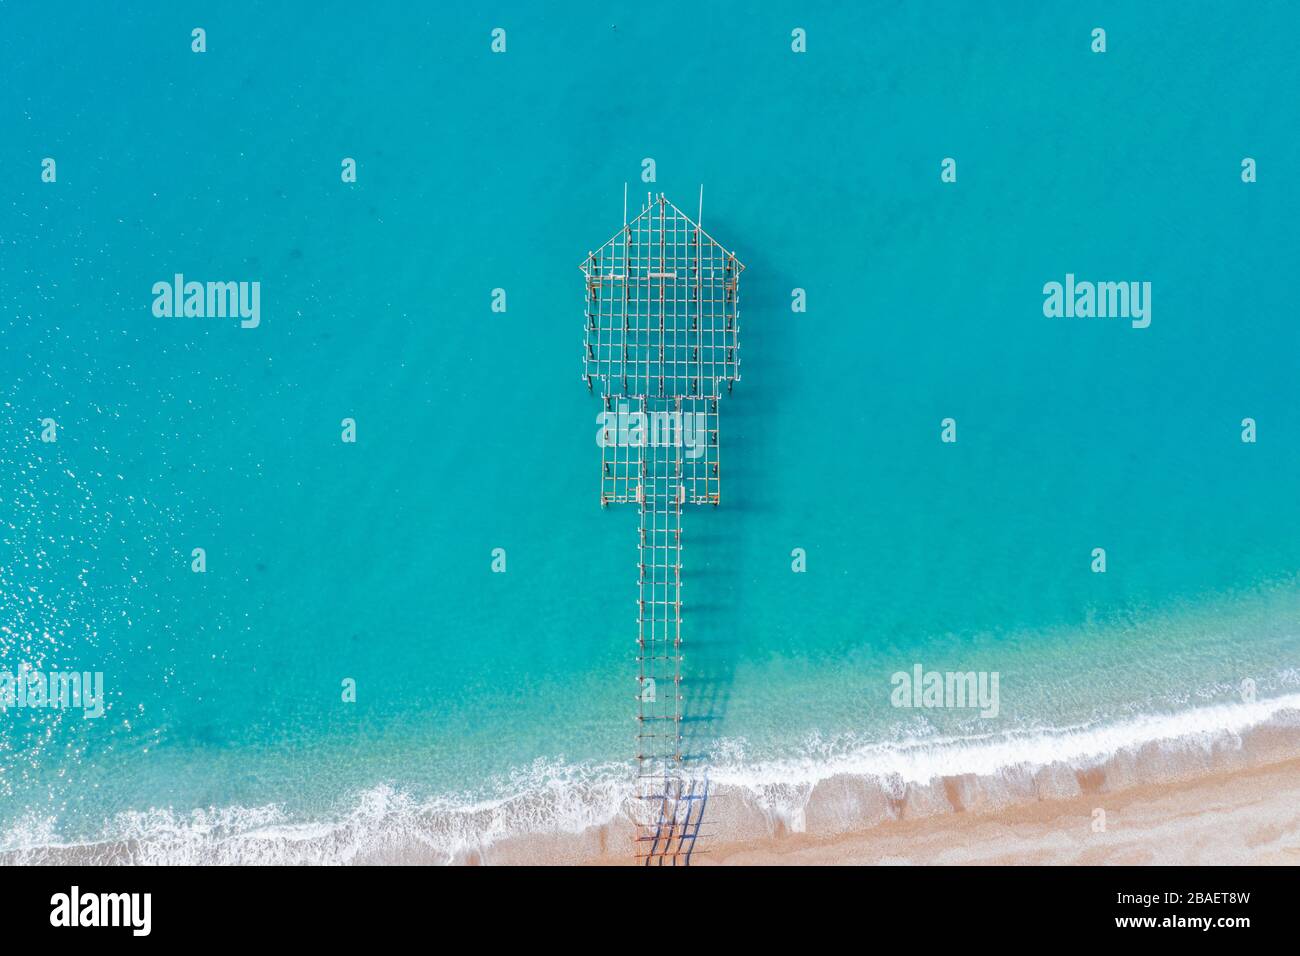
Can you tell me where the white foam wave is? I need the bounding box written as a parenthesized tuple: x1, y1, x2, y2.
(4, 693, 1299, 864)
(712, 690, 1300, 789)
(703, 692, 1300, 832)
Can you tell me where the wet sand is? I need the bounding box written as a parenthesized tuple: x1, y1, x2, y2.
(584, 756, 1300, 865)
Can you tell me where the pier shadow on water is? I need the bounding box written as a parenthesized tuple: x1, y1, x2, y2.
(671, 350, 778, 863)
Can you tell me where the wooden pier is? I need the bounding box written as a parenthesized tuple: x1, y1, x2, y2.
(582, 191, 744, 865)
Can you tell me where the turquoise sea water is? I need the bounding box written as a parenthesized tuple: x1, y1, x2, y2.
(2, 3, 1298, 860)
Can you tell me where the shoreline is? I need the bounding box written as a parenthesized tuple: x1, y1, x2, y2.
(572, 713, 1300, 866)
(5, 705, 1299, 865)
(668, 754, 1300, 866)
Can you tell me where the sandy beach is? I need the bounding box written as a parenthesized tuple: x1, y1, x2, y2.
(579, 754, 1300, 866)
(701, 757, 1300, 865)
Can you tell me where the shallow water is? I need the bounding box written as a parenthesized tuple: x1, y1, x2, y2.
(1, 3, 1298, 859)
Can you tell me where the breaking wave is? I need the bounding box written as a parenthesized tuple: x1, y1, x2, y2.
(4, 689, 1299, 865)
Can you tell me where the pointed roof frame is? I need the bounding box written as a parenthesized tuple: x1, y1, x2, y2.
(579, 193, 746, 273)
